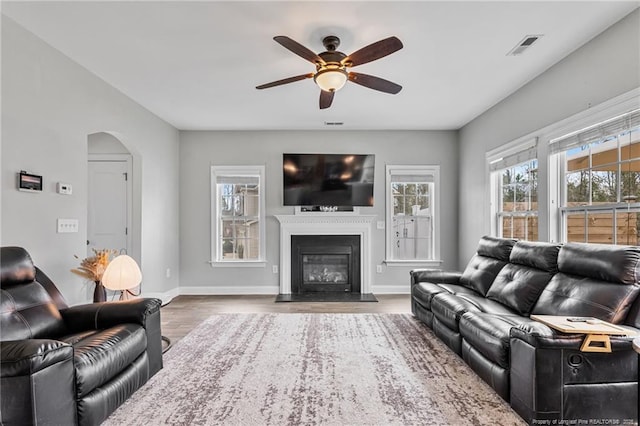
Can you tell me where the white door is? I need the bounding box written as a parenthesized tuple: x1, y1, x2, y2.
(87, 159, 131, 256)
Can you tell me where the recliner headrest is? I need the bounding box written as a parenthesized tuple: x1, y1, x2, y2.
(510, 241, 561, 273)
(476, 236, 516, 262)
(1, 246, 36, 288)
(558, 243, 640, 285)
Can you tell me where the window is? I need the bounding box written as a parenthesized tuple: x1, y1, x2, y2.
(551, 109, 640, 244)
(488, 139, 539, 241)
(385, 165, 440, 265)
(211, 166, 265, 265)
(495, 160, 539, 240)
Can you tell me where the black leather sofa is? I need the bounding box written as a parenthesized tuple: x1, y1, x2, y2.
(411, 236, 640, 423)
(0, 246, 163, 425)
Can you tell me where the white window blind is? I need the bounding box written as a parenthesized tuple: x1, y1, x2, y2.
(390, 174, 435, 183)
(549, 109, 640, 155)
(489, 146, 538, 172)
(215, 175, 259, 185)
(486, 137, 538, 172)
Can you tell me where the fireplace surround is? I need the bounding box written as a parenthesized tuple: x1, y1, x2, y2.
(275, 213, 376, 295)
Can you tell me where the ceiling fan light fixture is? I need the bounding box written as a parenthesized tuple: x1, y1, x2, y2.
(258, 35, 403, 108)
(314, 66, 348, 92)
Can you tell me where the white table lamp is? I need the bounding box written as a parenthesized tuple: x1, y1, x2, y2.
(102, 255, 142, 300)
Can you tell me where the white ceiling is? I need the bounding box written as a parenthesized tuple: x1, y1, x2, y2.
(2, 1, 638, 130)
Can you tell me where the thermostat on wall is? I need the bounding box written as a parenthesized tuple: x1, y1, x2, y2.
(57, 182, 72, 195)
(18, 171, 43, 192)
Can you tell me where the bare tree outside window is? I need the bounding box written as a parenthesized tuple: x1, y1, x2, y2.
(497, 159, 538, 241)
(562, 128, 640, 244)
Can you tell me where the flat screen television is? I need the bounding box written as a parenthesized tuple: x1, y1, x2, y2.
(283, 153, 375, 207)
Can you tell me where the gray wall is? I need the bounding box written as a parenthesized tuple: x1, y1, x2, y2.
(4, 7, 637, 301)
(1, 16, 181, 305)
(179, 130, 459, 293)
(458, 8, 640, 267)
(88, 132, 130, 155)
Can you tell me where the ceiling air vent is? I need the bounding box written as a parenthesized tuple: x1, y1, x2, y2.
(507, 35, 543, 56)
(324, 121, 344, 126)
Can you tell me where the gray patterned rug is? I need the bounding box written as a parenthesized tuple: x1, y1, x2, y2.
(104, 314, 525, 425)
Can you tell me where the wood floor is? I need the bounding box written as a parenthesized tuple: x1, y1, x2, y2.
(161, 294, 412, 345)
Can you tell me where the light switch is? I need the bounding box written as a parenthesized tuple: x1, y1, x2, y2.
(57, 182, 72, 195)
(57, 218, 79, 233)
(377, 221, 385, 230)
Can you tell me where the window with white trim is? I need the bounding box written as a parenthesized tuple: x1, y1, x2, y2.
(211, 166, 265, 264)
(550, 109, 640, 244)
(488, 139, 539, 240)
(385, 165, 440, 265)
(497, 160, 539, 240)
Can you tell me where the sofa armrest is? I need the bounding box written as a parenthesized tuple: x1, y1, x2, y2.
(60, 298, 162, 332)
(510, 319, 635, 351)
(1, 340, 77, 425)
(61, 298, 164, 377)
(410, 269, 462, 285)
(509, 320, 638, 423)
(1, 339, 72, 377)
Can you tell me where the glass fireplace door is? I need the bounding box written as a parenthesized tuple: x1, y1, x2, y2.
(301, 252, 351, 293)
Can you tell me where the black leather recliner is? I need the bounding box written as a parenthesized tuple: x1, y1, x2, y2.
(0, 246, 163, 425)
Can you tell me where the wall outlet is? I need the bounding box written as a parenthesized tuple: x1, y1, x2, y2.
(376, 265, 383, 273)
(376, 221, 385, 230)
(166, 268, 171, 278)
(272, 265, 278, 274)
(57, 218, 79, 233)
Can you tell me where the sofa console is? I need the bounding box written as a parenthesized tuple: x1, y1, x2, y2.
(0, 247, 163, 425)
(411, 236, 640, 423)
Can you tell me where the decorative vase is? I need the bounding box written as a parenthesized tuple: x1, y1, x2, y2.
(93, 281, 107, 303)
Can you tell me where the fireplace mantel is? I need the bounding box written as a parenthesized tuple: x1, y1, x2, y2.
(275, 214, 376, 295)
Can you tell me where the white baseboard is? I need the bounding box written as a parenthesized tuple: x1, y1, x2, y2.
(143, 284, 407, 304)
(142, 286, 278, 305)
(141, 287, 180, 306)
(178, 286, 279, 295)
(371, 284, 411, 294)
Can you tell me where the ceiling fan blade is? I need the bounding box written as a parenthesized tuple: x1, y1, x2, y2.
(343, 36, 403, 67)
(348, 72, 402, 94)
(274, 36, 325, 65)
(319, 90, 335, 109)
(256, 73, 314, 90)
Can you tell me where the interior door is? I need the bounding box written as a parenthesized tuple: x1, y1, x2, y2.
(87, 159, 131, 256)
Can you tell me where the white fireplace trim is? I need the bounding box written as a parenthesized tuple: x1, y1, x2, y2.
(275, 214, 376, 295)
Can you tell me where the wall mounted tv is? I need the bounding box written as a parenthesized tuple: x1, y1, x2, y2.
(283, 153, 375, 207)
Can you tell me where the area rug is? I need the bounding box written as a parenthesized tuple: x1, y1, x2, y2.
(104, 314, 525, 425)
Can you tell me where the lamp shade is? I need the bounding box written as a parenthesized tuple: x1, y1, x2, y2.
(314, 67, 348, 92)
(102, 255, 142, 291)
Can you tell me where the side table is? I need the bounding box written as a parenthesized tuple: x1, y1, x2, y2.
(530, 315, 637, 352)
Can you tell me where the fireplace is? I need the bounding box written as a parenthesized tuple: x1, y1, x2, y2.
(275, 214, 375, 295)
(291, 235, 360, 294)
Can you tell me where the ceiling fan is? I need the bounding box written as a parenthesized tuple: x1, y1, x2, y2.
(256, 35, 403, 109)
